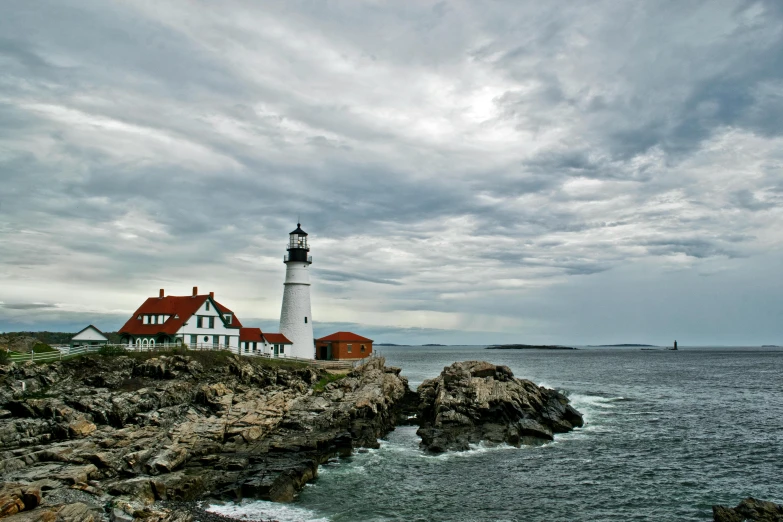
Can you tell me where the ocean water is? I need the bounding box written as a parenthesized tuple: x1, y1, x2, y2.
(209, 345, 783, 521)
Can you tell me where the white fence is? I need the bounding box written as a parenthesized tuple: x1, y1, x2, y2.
(7, 344, 102, 363)
(6, 343, 373, 371)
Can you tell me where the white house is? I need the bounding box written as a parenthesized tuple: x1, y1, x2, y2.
(71, 325, 109, 348)
(119, 287, 244, 350)
(118, 287, 292, 357)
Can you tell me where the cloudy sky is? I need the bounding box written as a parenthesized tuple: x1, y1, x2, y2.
(1, 1, 782, 345)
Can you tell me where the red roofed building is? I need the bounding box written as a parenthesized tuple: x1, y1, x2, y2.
(315, 332, 373, 360)
(119, 287, 292, 358)
(239, 328, 292, 357)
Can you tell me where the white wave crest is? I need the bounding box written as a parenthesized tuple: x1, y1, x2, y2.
(207, 500, 330, 522)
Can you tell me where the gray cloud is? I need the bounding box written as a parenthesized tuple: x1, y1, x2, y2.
(1, 0, 782, 344)
(0, 303, 57, 310)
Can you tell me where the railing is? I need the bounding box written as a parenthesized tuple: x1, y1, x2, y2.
(283, 254, 313, 263)
(7, 344, 102, 363)
(6, 342, 374, 370)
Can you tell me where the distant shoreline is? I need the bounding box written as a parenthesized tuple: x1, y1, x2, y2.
(587, 344, 657, 347)
(486, 344, 577, 350)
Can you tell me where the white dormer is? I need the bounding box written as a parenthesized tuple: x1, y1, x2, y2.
(225, 314, 232, 325)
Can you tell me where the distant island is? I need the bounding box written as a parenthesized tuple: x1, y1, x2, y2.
(486, 344, 577, 350)
(375, 343, 400, 346)
(762, 345, 780, 348)
(422, 343, 445, 346)
(588, 344, 656, 347)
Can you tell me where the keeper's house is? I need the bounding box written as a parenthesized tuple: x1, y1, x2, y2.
(119, 287, 291, 357)
(315, 332, 373, 361)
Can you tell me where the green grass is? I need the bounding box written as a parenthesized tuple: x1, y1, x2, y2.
(313, 373, 347, 392)
(32, 343, 57, 353)
(21, 389, 57, 399)
(98, 344, 128, 357)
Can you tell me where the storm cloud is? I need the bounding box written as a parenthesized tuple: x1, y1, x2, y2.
(1, 1, 781, 345)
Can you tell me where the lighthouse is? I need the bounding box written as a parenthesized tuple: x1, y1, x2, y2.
(279, 223, 315, 359)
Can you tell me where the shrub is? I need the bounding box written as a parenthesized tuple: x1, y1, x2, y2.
(98, 345, 128, 357)
(0, 350, 10, 365)
(32, 342, 57, 353)
(313, 372, 347, 393)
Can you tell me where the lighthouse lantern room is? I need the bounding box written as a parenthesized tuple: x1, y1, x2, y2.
(279, 223, 315, 358)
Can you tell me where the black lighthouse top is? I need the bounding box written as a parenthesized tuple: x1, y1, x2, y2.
(286, 223, 312, 263)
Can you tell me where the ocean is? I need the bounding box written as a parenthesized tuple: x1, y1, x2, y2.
(209, 345, 783, 521)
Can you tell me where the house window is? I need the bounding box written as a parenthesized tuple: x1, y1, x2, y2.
(206, 302, 210, 311)
(252, 342, 257, 352)
(197, 316, 203, 328)
(225, 314, 232, 325)
(204, 336, 209, 342)
(209, 317, 215, 329)
(244, 343, 249, 353)
(280, 345, 284, 354)
(304, 317, 308, 324)
(152, 315, 157, 324)
(213, 336, 219, 348)
(361, 345, 366, 352)
(143, 315, 149, 325)
(347, 344, 352, 353)
(190, 335, 197, 346)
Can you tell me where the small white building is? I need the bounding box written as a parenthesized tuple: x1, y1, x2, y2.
(71, 325, 109, 348)
(238, 328, 293, 357)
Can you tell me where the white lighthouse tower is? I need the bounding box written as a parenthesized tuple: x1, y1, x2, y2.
(279, 223, 315, 359)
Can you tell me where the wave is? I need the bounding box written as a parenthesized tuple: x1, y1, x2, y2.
(207, 499, 330, 522)
(569, 393, 628, 410)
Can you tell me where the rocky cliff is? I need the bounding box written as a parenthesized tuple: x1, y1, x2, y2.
(417, 361, 584, 452)
(0, 353, 411, 521)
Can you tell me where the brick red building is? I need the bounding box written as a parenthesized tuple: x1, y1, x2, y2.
(315, 332, 373, 361)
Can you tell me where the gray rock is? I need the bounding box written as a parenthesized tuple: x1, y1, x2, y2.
(713, 497, 783, 522)
(0, 353, 412, 516)
(416, 360, 584, 452)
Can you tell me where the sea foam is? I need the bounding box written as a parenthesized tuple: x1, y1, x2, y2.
(207, 499, 329, 522)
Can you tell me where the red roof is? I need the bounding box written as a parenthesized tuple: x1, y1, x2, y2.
(316, 331, 373, 343)
(263, 333, 292, 345)
(119, 294, 242, 336)
(239, 328, 264, 343)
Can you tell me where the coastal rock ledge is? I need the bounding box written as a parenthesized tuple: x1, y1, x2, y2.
(416, 361, 584, 452)
(0, 353, 410, 521)
(713, 498, 783, 522)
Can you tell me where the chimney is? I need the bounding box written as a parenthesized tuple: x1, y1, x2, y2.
(159, 289, 164, 299)
(209, 291, 214, 299)
(192, 286, 198, 297)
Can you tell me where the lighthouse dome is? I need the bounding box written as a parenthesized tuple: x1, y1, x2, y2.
(289, 223, 308, 236)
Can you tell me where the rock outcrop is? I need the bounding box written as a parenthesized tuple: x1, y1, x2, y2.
(0, 353, 410, 520)
(713, 498, 783, 522)
(416, 361, 583, 452)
